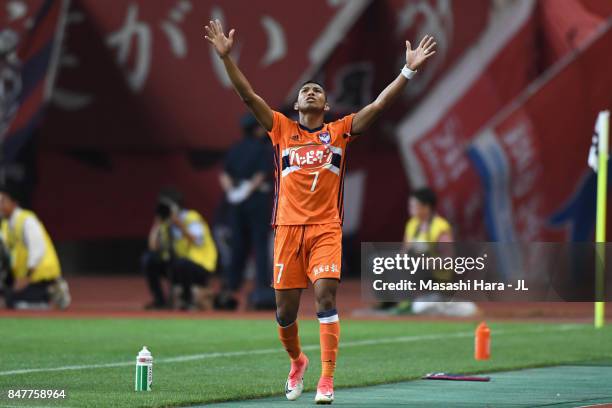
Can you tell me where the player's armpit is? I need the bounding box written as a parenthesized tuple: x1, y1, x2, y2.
(267, 110, 291, 144)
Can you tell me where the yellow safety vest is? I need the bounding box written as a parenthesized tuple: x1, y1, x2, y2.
(404, 214, 453, 282)
(1, 209, 61, 282)
(404, 215, 452, 244)
(160, 210, 217, 272)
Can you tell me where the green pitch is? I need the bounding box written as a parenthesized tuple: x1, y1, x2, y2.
(0, 318, 611, 407)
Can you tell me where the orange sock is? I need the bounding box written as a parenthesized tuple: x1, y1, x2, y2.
(278, 321, 302, 361)
(318, 310, 340, 378)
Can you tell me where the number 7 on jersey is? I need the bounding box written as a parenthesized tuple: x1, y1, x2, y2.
(309, 171, 320, 192)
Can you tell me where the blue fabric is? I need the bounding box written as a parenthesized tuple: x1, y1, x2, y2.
(316, 308, 338, 319)
(224, 137, 274, 182)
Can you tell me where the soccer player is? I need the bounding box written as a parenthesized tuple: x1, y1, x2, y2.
(205, 20, 436, 404)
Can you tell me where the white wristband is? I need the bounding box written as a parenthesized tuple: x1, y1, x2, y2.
(401, 65, 417, 79)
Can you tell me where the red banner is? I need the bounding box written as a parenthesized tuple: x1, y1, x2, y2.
(468, 20, 612, 242)
(40, 0, 370, 150)
(398, 1, 612, 241)
(396, 0, 539, 239)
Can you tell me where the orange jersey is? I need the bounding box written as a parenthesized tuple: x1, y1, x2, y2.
(268, 111, 355, 225)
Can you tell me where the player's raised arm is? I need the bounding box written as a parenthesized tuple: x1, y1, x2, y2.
(351, 35, 436, 135)
(204, 19, 274, 131)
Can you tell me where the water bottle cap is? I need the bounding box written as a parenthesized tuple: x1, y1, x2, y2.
(138, 346, 151, 357)
(476, 322, 490, 333)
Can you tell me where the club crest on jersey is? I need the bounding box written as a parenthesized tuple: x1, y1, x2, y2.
(288, 145, 332, 170)
(318, 131, 331, 144)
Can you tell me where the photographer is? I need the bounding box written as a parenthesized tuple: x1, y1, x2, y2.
(143, 188, 217, 310)
(0, 185, 70, 310)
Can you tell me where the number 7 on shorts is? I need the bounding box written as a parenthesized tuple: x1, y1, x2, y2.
(275, 263, 284, 284)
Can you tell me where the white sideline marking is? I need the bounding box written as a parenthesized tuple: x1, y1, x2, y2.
(0, 324, 581, 377)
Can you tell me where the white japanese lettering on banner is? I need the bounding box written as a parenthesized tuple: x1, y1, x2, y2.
(106, 4, 151, 92)
(208, 5, 286, 87)
(52, 9, 93, 110)
(420, 116, 469, 190)
(499, 120, 543, 242)
(107, 1, 191, 93)
(160, 0, 191, 58)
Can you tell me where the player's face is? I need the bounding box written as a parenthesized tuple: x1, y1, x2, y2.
(409, 197, 431, 221)
(296, 83, 329, 113)
(0, 193, 15, 217)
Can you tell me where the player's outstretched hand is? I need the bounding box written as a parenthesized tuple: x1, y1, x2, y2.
(204, 19, 235, 58)
(405, 35, 436, 71)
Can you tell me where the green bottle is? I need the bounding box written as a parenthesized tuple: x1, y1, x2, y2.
(135, 346, 153, 391)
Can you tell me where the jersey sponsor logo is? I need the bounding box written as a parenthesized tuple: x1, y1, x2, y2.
(319, 131, 331, 144)
(281, 144, 342, 177)
(288, 145, 333, 170)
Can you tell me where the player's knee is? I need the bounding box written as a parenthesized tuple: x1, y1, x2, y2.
(276, 307, 297, 327)
(315, 291, 336, 312)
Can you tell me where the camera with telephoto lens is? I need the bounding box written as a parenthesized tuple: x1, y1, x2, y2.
(156, 198, 177, 220)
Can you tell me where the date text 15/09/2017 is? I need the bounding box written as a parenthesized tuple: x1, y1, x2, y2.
(372, 279, 529, 292)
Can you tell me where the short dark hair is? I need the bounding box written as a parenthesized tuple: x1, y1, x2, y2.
(298, 79, 327, 97)
(0, 181, 23, 204)
(158, 187, 184, 208)
(411, 187, 437, 209)
(300, 80, 325, 91)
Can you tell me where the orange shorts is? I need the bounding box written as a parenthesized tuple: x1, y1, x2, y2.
(273, 223, 342, 290)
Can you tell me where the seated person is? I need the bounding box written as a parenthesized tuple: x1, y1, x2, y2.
(404, 187, 453, 256)
(399, 187, 476, 316)
(0, 185, 70, 310)
(143, 188, 217, 310)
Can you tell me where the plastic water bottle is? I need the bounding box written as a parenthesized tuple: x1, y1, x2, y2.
(135, 346, 153, 391)
(474, 322, 491, 360)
